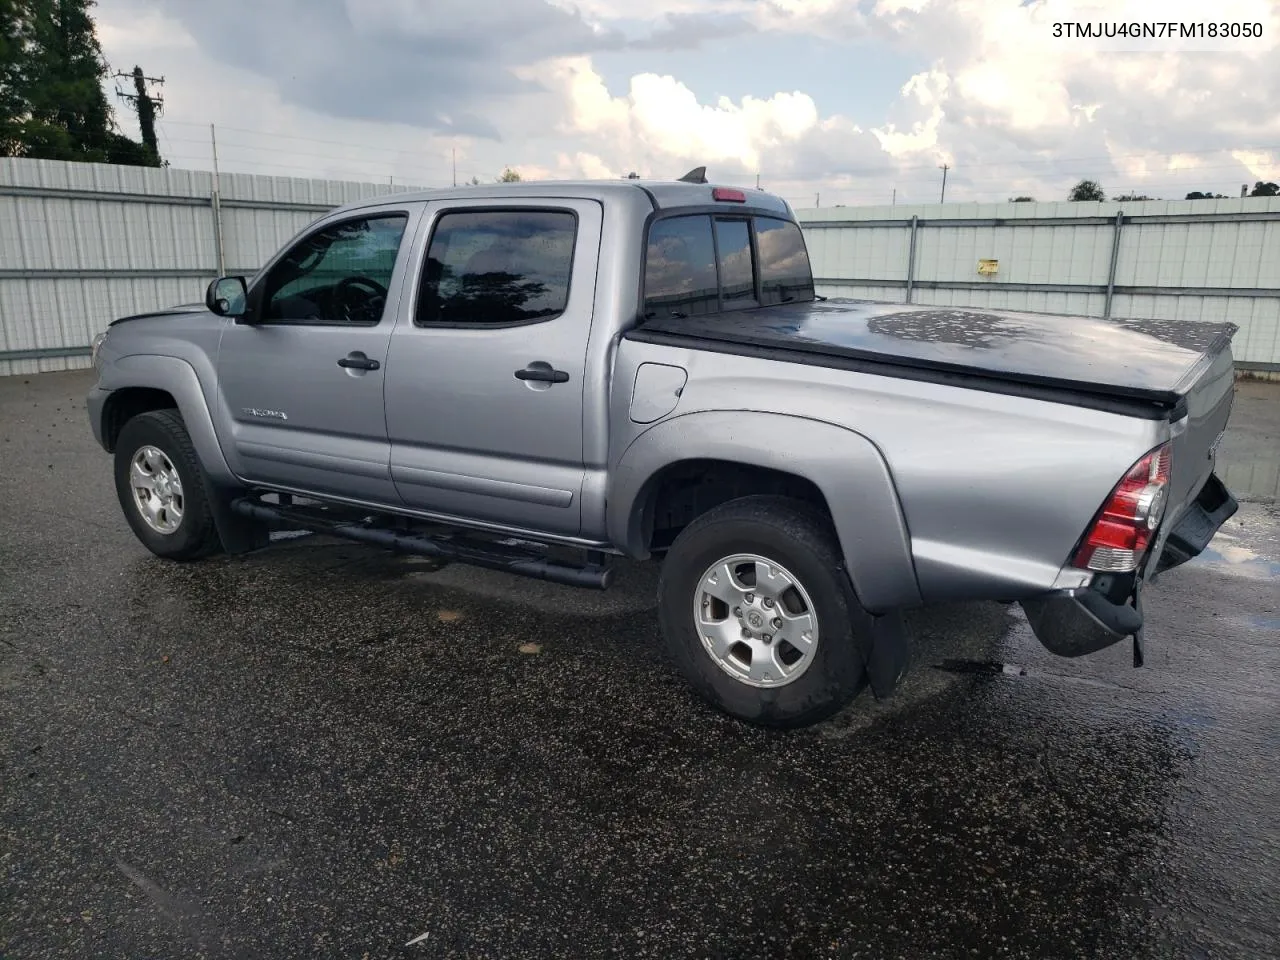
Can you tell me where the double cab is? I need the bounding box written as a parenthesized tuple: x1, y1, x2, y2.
(88, 175, 1239, 727)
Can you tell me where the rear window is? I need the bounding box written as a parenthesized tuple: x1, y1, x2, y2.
(715, 218, 755, 307)
(756, 217, 815, 305)
(643, 216, 719, 319)
(643, 213, 813, 320)
(416, 209, 576, 326)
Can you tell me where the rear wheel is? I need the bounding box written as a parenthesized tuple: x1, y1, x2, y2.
(658, 495, 867, 728)
(113, 409, 220, 560)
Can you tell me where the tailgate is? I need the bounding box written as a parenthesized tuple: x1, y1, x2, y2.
(1164, 346, 1236, 532)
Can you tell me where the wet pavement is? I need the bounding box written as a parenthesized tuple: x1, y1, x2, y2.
(1, 371, 1278, 960)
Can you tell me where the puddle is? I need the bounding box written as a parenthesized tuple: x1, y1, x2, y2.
(934, 659, 1027, 677)
(1190, 545, 1280, 580)
(269, 530, 315, 542)
(1247, 616, 1280, 630)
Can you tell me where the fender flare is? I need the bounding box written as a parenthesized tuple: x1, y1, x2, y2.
(102, 355, 232, 482)
(99, 355, 266, 554)
(608, 410, 922, 613)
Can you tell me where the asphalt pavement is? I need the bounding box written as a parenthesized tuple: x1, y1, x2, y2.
(1, 370, 1278, 959)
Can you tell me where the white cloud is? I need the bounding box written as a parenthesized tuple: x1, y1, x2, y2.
(93, 0, 1280, 205)
(1232, 150, 1280, 181)
(542, 57, 820, 173)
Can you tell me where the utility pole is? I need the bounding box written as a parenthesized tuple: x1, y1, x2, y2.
(452, 148, 457, 187)
(756, 172, 761, 190)
(815, 192, 820, 208)
(113, 66, 165, 162)
(892, 187, 896, 206)
(939, 163, 949, 203)
(209, 124, 225, 276)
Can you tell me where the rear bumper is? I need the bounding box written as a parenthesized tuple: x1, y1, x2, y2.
(1154, 472, 1238, 574)
(1021, 472, 1238, 658)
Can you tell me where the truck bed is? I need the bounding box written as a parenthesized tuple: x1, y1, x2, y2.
(630, 299, 1237, 419)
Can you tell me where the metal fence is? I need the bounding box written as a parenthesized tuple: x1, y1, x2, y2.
(0, 157, 425, 376)
(797, 198, 1280, 371)
(3, 157, 1280, 376)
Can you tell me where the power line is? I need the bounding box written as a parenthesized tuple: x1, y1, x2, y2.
(158, 152, 478, 185)
(165, 134, 461, 173)
(158, 115, 1280, 180)
(155, 126, 462, 175)
(160, 118, 463, 161)
(150, 119, 1278, 204)
(156, 117, 1280, 189)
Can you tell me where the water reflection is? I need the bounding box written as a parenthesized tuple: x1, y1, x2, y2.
(867, 309, 1038, 349)
(1192, 545, 1280, 579)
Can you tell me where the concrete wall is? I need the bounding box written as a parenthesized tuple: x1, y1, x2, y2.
(798, 197, 1280, 370)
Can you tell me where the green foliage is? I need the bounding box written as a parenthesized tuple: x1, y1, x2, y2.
(1113, 192, 1154, 201)
(1185, 191, 1228, 200)
(1067, 179, 1105, 201)
(1009, 196, 1035, 202)
(1249, 181, 1279, 197)
(497, 167, 522, 182)
(0, 0, 158, 165)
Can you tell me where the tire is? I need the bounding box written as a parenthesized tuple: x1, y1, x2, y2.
(113, 409, 221, 560)
(658, 495, 867, 728)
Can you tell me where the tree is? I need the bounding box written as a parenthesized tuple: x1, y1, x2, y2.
(0, 0, 157, 165)
(497, 167, 522, 182)
(1249, 181, 1279, 197)
(1009, 196, 1035, 202)
(1186, 191, 1228, 200)
(1113, 192, 1154, 201)
(1067, 179, 1105, 201)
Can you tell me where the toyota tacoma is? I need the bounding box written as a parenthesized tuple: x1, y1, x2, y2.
(87, 172, 1239, 727)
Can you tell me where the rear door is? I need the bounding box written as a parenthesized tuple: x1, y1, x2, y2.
(383, 198, 602, 536)
(215, 205, 420, 503)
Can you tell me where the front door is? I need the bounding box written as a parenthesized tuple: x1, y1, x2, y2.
(215, 205, 420, 504)
(384, 198, 602, 536)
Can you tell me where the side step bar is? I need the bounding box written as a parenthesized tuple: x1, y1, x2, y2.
(230, 497, 614, 590)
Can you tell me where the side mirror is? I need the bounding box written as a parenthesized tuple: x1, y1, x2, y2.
(206, 276, 249, 319)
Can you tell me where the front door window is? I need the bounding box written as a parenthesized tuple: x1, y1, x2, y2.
(259, 214, 409, 326)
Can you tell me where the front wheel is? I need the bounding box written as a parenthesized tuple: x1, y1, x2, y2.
(658, 496, 867, 728)
(113, 409, 220, 560)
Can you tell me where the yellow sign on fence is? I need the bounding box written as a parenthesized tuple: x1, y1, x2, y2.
(977, 259, 999, 276)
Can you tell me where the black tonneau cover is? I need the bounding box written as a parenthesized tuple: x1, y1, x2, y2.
(632, 299, 1237, 417)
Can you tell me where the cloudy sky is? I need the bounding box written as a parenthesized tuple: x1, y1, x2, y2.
(96, 0, 1280, 207)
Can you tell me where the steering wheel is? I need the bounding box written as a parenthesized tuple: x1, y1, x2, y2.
(335, 276, 388, 323)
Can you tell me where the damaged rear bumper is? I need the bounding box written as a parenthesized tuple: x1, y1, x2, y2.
(1021, 472, 1238, 658)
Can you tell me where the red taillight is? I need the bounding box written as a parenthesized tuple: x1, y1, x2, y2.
(1073, 444, 1172, 573)
(712, 187, 746, 203)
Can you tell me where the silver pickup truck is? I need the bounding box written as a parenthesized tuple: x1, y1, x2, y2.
(87, 175, 1239, 728)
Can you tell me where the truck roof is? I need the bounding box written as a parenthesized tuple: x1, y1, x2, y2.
(333, 178, 796, 219)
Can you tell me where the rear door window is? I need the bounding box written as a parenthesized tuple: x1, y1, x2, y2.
(643, 215, 719, 319)
(416, 209, 577, 326)
(755, 217, 815, 305)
